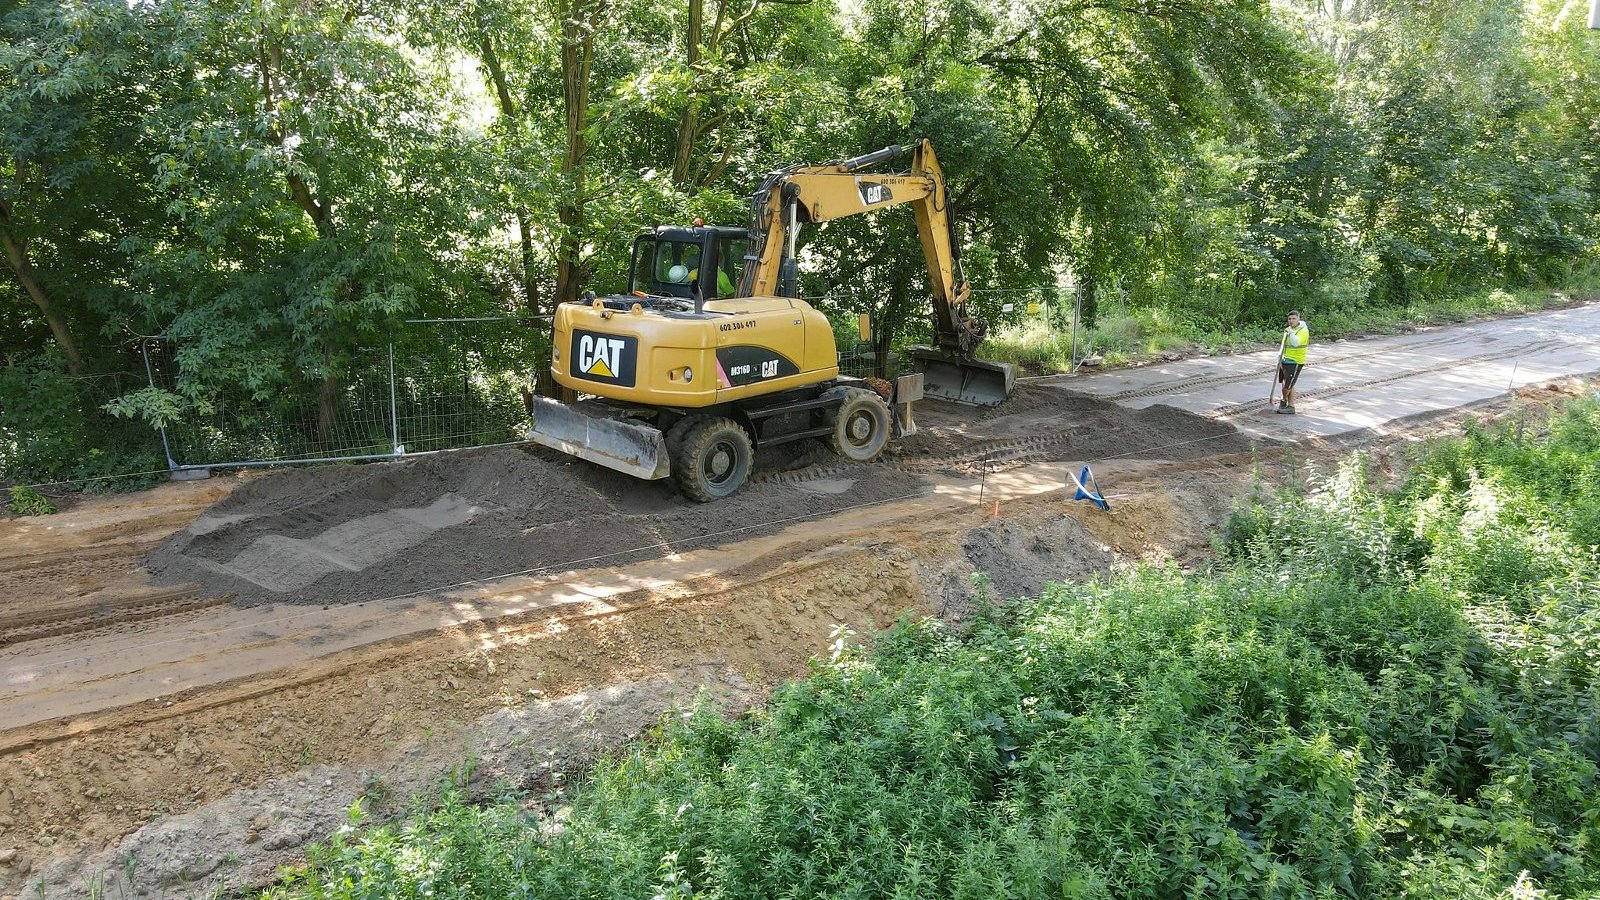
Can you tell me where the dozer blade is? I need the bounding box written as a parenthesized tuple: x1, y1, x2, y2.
(527, 396, 671, 481)
(909, 347, 1017, 407)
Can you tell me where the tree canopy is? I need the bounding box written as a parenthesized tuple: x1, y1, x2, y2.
(3, 0, 1597, 476)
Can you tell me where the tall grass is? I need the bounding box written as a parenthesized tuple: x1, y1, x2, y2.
(265, 396, 1600, 899)
(983, 274, 1600, 374)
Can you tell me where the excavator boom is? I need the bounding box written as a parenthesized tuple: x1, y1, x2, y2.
(738, 140, 1015, 406)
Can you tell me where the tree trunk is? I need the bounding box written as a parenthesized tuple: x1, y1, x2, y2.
(670, 0, 704, 186)
(671, 105, 702, 188)
(261, 32, 348, 444)
(473, 28, 541, 315)
(1078, 270, 1098, 330)
(287, 178, 340, 442)
(516, 209, 539, 315)
(286, 172, 334, 237)
(554, 1, 597, 305)
(317, 344, 339, 444)
(477, 30, 516, 118)
(1, 227, 86, 375)
(872, 268, 913, 379)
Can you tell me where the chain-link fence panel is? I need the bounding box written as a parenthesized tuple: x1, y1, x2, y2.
(392, 318, 545, 455)
(835, 341, 903, 379)
(141, 318, 547, 470)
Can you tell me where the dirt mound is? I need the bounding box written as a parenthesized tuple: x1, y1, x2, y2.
(149, 382, 1252, 607)
(961, 514, 1116, 600)
(897, 382, 1256, 464)
(150, 447, 927, 606)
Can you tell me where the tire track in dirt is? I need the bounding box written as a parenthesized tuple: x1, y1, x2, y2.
(0, 383, 1330, 893)
(1089, 332, 1465, 403)
(1, 538, 941, 894)
(3, 453, 1265, 896)
(0, 587, 222, 648)
(1, 386, 1257, 743)
(1209, 339, 1566, 418)
(8, 372, 1585, 896)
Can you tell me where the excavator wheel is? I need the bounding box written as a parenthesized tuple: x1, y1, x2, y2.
(827, 386, 892, 463)
(672, 416, 754, 502)
(665, 414, 695, 459)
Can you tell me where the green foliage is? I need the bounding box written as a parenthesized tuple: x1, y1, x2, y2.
(0, 353, 164, 489)
(103, 386, 184, 430)
(1, 0, 167, 373)
(985, 276, 1599, 373)
(5, 0, 1599, 470)
(265, 393, 1600, 898)
(126, 0, 505, 401)
(7, 484, 55, 516)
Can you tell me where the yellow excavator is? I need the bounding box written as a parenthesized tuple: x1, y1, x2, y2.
(528, 139, 1016, 500)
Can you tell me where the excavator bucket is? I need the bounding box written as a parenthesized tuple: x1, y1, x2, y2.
(909, 347, 1017, 407)
(527, 396, 671, 481)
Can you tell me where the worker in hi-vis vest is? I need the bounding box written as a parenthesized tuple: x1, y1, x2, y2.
(1277, 311, 1310, 415)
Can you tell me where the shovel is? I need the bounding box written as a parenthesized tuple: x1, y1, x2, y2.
(1263, 331, 1288, 413)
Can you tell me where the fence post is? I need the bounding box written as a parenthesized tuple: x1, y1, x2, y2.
(140, 338, 179, 471)
(1071, 279, 1081, 372)
(388, 337, 403, 456)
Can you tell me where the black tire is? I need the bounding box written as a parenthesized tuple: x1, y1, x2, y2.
(672, 417, 754, 502)
(665, 414, 695, 459)
(827, 386, 891, 462)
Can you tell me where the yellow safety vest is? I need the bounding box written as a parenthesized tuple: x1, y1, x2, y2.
(1282, 323, 1310, 365)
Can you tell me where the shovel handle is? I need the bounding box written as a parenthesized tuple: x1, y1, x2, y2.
(1267, 332, 1288, 405)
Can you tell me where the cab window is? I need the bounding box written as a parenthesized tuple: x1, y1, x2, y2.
(630, 238, 704, 298)
(714, 236, 747, 298)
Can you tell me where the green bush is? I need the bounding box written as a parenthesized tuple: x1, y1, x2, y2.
(6, 485, 55, 516)
(266, 395, 1600, 900)
(0, 353, 165, 491)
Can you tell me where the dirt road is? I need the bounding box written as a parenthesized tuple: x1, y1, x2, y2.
(2, 392, 1249, 741)
(1064, 301, 1600, 437)
(2, 303, 1595, 897)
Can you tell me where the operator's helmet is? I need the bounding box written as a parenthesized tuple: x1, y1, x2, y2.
(667, 264, 690, 284)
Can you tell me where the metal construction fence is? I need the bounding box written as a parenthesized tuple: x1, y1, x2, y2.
(139, 317, 548, 473)
(103, 312, 953, 477)
(835, 342, 903, 380)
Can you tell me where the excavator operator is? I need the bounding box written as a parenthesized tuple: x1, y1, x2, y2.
(688, 256, 736, 298)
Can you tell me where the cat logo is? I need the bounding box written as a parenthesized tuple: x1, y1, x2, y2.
(571, 330, 637, 385)
(858, 180, 894, 206)
(578, 334, 623, 377)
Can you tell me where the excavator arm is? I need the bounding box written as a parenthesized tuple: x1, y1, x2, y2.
(739, 139, 1013, 404)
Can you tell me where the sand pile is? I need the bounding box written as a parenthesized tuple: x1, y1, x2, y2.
(150, 447, 927, 606)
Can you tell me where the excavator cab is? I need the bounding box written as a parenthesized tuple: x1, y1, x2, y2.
(628, 226, 746, 302)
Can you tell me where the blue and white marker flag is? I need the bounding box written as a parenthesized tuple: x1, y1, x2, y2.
(1069, 464, 1111, 512)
